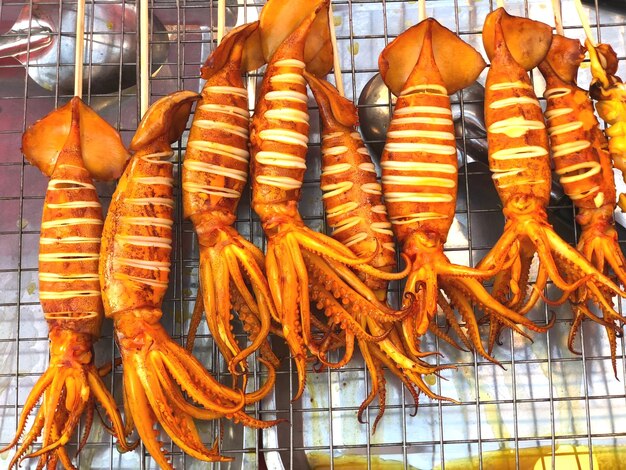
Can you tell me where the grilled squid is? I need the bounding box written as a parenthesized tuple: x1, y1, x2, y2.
(1, 98, 134, 469)
(183, 21, 280, 377)
(477, 8, 625, 350)
(538, 34, 626, 372)
(100, 91, 281, 469)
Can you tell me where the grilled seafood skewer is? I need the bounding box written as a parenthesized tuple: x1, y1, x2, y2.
(538, 34, 626, 372)
(250, 0, 434, 401)
(183, 21, 279, 377)
(478, 8, 625, 350)
(100, 91, 281, 469)
(1, 98, 133, 469)
(378, 17, 553, 360)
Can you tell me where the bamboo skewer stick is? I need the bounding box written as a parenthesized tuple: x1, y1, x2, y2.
(140, 0, 150, 117)
(551, 0, 564, 36)
(573, 0, 596, 46)
(217, 0, 226, 44)
(419, 0, 426, 22)
(329, 3, 344, 96)
(496, 0, 504, 9)
(74, 0, 85, 97)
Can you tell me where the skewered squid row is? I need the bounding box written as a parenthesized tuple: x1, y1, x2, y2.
(1, 98, 134, 469)
(100, 91, 281, 469)
(478, 8, 625, 350)
(183, 21, 280, 377)
(538, 34, 626, 372)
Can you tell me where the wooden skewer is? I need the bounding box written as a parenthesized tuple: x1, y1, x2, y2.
(418, 0, 426, 22)
(496, 0, 504, 9)
(328, 2, 344, 97)
(551, 0, 564, 36)
(217, 0, 226, 44)
(74, 0, 86, 97)
(140, 0, 150, 117)
(573, 0, 596, 46)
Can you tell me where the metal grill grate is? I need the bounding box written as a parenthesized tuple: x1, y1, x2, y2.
(1, 0, 626, 468)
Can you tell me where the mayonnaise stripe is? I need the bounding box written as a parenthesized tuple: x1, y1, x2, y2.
(265, 109, 309, 124)
(489, 97, 541, 109)
(387, 129, 455, 140)
(199, 103, 249, 118)
(255, 151, 306, 169)
(322, 146, 349, 156)
(41, 218, 103, 229)
(135, 177, 174, 186)
(322, 163, 352, 176)
(265, 91, 308, 103)
(274, 59, 305, 68)
(381, 161, 456, 173)
(552, 141, 591, 158)
(385, 142, 456, 155)
(394, 106, 452, 116)
(184, 183, 241, 198)
(187, 141, 250, 162)
(40, 237, 100, 245)
(46, 201, 101, 209)
(192, 120, 248, 138)
(259, 129, 309, 147)
(120, 216, 174, 228)
(40, 290, 100, 299)
(126, 197, 175, 207)
(205, 86, 247, 97)
(491, 146, 548, 160)
(115, 235, 172, 249)
(382, 175, 455, 188)
(385, 192, 454, 203)
(183, 160, 248, 181)
(256, 175, 302, 190)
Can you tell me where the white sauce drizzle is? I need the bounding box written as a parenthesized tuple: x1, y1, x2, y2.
(205, 86, 248, 97)
(187, 141, 250, 163)
(265, 109, 309, 124)
(193, 119, 249, 139)
(255, 151, 306, 169)
(259, 129, 309, 147)
(198, 103, 249, 119)
(183, 160, 248, 182)
(489, 96, 541, 109)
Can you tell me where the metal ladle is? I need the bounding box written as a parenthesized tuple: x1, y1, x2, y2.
(357, 72, 567, 205)
(0, 3, 169, 94)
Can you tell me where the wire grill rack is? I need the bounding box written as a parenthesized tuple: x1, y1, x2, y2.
(1, 0, 626, 468)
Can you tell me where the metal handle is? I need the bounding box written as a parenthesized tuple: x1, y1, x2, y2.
(0, 27, 52, 59)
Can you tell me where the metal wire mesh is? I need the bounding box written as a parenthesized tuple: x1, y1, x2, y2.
(1, 0, 626, 468)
